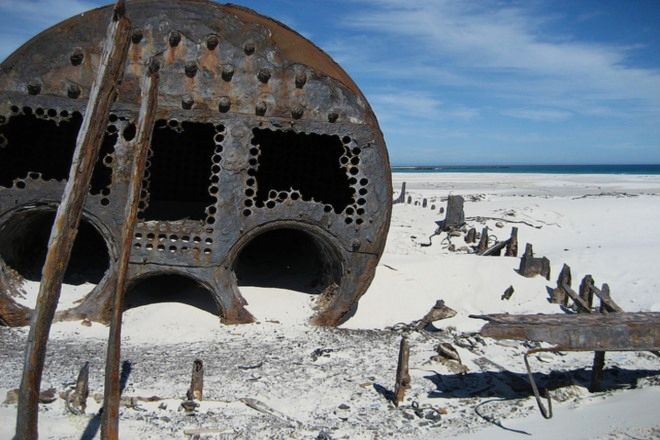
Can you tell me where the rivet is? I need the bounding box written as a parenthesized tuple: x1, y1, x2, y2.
(27, 82, 41, 96)
(328, 112, 339, 123)
(70, 48, 84, 66)
(168, 31, 181, 47)
(206, 34, 219, 50)
(182, 95, 194, 110)
(221, 64, 234, 81)
(255, 101, 267, 116)
(131, 29, 143, 44)
(257, 68, 271, 83)
(291, 105, 304, 119)
(218, 96, 231, 113)
(67, 84, 81, 99)
(351, 239, 361, 251)
(244, 41, 255, 55)
(295, 71, 307, 88)
(184, 61, 198, 78)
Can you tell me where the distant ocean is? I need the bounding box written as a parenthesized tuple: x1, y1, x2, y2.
(391, 164, 660, 175)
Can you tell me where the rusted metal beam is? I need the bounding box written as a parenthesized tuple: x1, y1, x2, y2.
(14, 3, 131, 439)
(472, 312, 660, 351)
(101, 58, 159, 440)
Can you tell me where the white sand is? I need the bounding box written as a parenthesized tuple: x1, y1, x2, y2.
(2, 172, 659, 438)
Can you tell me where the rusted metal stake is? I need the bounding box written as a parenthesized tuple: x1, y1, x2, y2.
(393, 336, 410, 406)
(187, 359, 204, 401)
(590, 351, 606, 392)
(101, 59, 159, 440)
(14, 3, 131, 439)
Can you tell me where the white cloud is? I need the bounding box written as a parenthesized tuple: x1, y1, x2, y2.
(339, 0, 660, 117)
(501, 108, 572, 122)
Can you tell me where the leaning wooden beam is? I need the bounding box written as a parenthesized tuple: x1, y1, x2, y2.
(101, 59, 159, 440)
(591, 284, 623, 313)
(471, 312, 660, 351)
(559, 282, 592, 313)
(15, 3, 131, 439)
(505, 227, 518, 257)
(479, 238, 509, 256)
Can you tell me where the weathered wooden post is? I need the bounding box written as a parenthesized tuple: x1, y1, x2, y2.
(439, 195, 465, 230)
(15, 3, 131, 438)
(477, 227, 489, 254)
(505, 227, 518, 257)
(465, 227, 476, 244)
(518, 243, 551, 280)
(551, 264, 572, 305)
(393, 182, 406, 204)
(101, 59, 160, 440)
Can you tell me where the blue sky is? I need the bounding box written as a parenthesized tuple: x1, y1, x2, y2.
(1, 1, 659, 166)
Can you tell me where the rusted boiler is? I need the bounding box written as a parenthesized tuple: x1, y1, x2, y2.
(0, 0, 391, 326)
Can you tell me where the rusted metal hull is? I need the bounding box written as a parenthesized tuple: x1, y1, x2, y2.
(0, 0, 392, 327)
(473, 312, 660, 351)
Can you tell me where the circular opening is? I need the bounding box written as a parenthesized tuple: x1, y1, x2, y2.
(0, 209, 109, 285)
(234, 228, 342, 295)
(124, 274, 221, 316)
(0, 209, 110, 311)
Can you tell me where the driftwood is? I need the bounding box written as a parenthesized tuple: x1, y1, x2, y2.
(416, 300, 457, 329)
(393, 337, 410, 406)
(435, 343, 461, 363)
(393, 182, 406, 204)
(183, 428, 235, 436)
(101, 58, 160, 440)
(15, 4, 132, 439)
(518, 244, 550, 280)
(239, 397, 301, 427)
(476, 227, 489, 254)
(505, 227, 518, 257)
(5, 388, 57, 405)
(187, 359, 204, 401)
(501, 286, 514, 300)
(66, 362, 90, 415)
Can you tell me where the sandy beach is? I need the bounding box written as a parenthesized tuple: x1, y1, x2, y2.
(1, 172, 659, 439)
